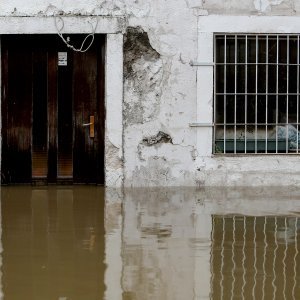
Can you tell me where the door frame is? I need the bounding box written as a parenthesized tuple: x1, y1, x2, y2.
(0, 16, 125, 187)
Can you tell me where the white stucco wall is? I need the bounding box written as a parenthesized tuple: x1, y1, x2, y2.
(1, 0, 300, 187)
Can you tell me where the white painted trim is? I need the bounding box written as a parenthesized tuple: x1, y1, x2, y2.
(105, 34, 124, 187)
(196, 31, 213, 156)
(0, 16, 126, 34)
(199, 15, 300, 33)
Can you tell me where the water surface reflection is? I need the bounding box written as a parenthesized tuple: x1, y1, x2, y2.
(1, 186, 300, 299)
(120, 188, 300, 300)
(1, 186, 105, 300)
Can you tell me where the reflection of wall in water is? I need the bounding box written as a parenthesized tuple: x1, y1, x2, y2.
(121, 189, 211, 300)
(211, 215, 300, 300)
(104, 188, 123, 300)
(121, 187, 300, 299)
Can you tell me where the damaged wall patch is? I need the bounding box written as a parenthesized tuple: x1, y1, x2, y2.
(142, 131, 172, 146)
(124, 26, 160, 78)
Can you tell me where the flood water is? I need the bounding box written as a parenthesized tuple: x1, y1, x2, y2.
(1, 186, 300, 299)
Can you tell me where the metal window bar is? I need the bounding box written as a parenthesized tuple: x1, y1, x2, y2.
(276, 36, 279, 154)
(214, 34, 300, 154)
(224, 36, 227, 153)
(245, 36, 248, 153)
(286, 37, 289, 154)
(255, 36, 258, 153)
(296, 35, 299, 153)
(234, 36, 237, 154)
(266, 36, 269, 153)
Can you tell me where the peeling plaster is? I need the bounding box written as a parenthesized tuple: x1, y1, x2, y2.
(124, 26, 160, 78)
(137, 139, 196, 164)
(254, 0, 285, 12)
(106, 140, 123, 170)
(137, 131, 173, 162)
(124, 26, 164, 125)
(142, 131, 172, 146)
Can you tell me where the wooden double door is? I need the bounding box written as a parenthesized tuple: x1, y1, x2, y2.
(1, 35, 105, 184)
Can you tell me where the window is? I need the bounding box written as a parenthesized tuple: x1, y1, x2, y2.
(214, 34, 300, 154)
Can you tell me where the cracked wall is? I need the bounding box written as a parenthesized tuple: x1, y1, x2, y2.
(1, 0, 300, 187)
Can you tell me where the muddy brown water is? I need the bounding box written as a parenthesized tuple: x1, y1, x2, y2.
(1, 186, 300, 299)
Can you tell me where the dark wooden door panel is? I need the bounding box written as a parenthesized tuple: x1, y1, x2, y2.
(73, 49, 98, 183)
(32, 50, 48, 178)
(47, 50, 58, 183)
(1, 35, 105, 184)
(2, 41, 33, 183)
(57, 50, 73, 179)
(96, 40, 106, 184)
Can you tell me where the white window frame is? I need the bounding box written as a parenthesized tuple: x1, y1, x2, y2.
(197, 15, 300, 156)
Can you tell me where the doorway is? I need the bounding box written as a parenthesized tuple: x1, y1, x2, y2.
(1, 35, 105, 184)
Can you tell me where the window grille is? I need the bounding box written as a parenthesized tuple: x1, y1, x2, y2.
(214, 34, 300, 154)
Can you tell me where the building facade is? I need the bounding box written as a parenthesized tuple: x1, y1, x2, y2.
(1, 0, 300, 187)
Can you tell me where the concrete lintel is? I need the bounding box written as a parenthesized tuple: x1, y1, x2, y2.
(198, 15, 300, 33)
(0, 16, 126, 34)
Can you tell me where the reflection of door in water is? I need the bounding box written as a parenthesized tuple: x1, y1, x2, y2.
(1, 35, 105, 184)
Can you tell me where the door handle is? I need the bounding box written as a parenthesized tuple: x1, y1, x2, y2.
(82, 115, 95, 138)
(82, 122, 93, 126)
